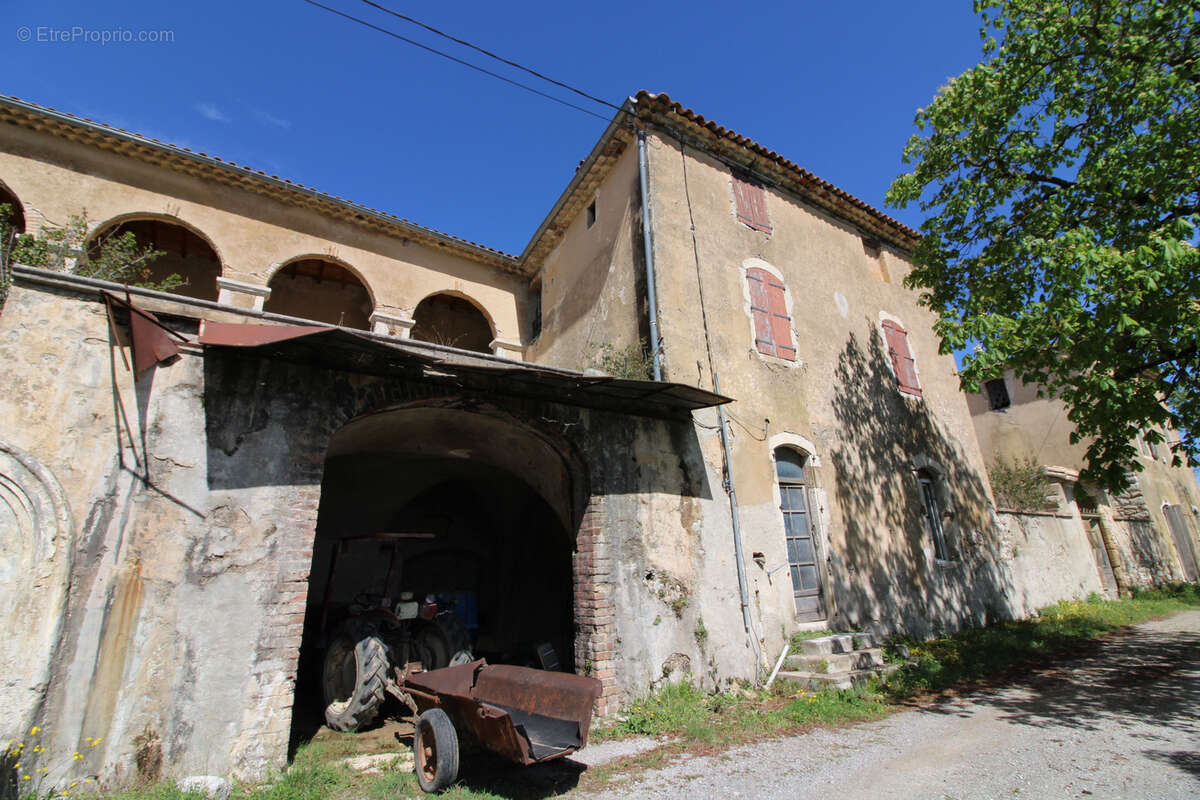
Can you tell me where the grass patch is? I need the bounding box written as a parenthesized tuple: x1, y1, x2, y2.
(593, 678, 889, 746)
(884, 582, 1200, 697)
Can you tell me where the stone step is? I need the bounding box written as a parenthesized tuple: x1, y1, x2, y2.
(776, 663, 901, 692)
(786, 648, 886, 674)
(798, 631, 877, 656)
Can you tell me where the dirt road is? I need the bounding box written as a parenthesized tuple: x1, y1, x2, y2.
(574, 611, 1200, 799)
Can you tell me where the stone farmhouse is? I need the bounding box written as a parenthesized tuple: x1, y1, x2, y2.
(968, 372, 1200, 593)
(0, 90, 1184, 781)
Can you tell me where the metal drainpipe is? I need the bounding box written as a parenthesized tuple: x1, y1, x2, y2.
(637, 128, 663, 381)
(714, 373, 752, 633)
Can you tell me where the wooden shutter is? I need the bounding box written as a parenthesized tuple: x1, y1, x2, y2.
(747, 268, 795, 361)
(732, 174, 771, 232)
(882, 320, 921, 395)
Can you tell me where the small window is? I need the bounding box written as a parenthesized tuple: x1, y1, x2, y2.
(861, 237, 881, 258)
(530, 281, 542, 340)
(917, 469, 949, 561)
(1144, 432, 1161, 461)
(731, 173, 771, 233)
(746, 267, 795, 361)
(882, 320, 921, 396)
(586, 201, 596, 229)
(985, 378, 1010, 410)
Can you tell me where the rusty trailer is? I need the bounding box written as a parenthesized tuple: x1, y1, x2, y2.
(402, 660, 603, 792)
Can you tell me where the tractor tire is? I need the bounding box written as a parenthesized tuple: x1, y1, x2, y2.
(412, 612, 473, 671)
(414, 708, 459, 793)
(322, 620, 389, 732)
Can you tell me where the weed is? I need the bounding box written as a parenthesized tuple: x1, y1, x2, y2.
(787, 629, 832, 654)
(694, 619, 708, 648)
(990, 456, 1050, 511)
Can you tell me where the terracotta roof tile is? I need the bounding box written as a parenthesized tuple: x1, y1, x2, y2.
(0, 95, 519, 263)
(633, 90, 919, 245)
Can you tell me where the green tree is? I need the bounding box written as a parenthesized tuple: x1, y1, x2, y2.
(0, 204, 181, 294)
(888, 0, 1200, 491)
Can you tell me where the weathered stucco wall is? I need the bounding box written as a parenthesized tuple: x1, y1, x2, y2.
(966, 371, 1093, 469)
(994, 511, 1107, 615)
(0, 284, 317, 781)
(525, 143, 644, 371)
(0, 278, 741, 780)
(639, 131, 1004, 640)
(0, 127, 528, 344)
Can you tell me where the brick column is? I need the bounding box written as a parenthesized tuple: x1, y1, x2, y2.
(238, 484, 321, 774)
(573, 495, 621, 716)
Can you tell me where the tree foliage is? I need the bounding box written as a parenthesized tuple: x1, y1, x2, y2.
(0, 204, 181, 293)
(888, 0, 1200, 491)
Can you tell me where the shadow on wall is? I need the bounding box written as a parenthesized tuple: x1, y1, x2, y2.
(827, 327, 1012, 638)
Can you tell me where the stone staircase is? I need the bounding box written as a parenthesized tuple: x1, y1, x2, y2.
(775, 632, 899, 690)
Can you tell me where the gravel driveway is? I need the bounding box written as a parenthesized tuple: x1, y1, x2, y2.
(571, 611, 1200, 800)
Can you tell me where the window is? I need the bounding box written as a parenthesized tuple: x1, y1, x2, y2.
(731, 173, 771, 233)
(586, 200, 596, 229)
(881, 319, 921, 396)
(746, 267, 795, 361)
(916, 469, 949, 561)
(776, 449, 823, 616)
(530, 280, 542, 340)
(984, 378, 1010, 410)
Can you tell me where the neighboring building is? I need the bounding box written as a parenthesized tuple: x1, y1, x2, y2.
(0, 91, 1039, 782)
(967, 370, 1200, 588)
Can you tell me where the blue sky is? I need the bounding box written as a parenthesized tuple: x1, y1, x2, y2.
(7, 0, 983, 255)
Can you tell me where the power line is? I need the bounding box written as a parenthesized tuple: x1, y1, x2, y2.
(357, 0, 624, 114)
(300, 0, 614, 122)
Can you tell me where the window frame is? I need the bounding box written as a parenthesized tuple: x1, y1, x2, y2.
(741, 259, 798, 365)
(915, 467, 951, 563)
(879, 315, 922, 397)
(984, 377, 1011, 411)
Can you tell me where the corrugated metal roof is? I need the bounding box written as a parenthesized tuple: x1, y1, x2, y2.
(199, 321, 730, 419)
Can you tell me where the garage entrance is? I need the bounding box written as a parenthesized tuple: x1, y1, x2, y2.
(291, 403, 584, 741)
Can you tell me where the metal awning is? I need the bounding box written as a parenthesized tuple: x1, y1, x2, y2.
(198, 322, 730, 419)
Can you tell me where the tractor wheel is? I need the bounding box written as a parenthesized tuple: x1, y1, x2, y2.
(322, 620, 389, 732)
(412, 612, 473, 671)
(414, 708, 459, 793)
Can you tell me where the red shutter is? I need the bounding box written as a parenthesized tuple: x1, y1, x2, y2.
(746, 269, 776, 356)
(748, 268, 794, 361)
(765, 274, 796, 361)
(732, 174, 771, 233)
(882, 320, 921, 396)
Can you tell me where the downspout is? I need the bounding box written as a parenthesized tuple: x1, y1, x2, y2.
(714, 373, 752, 633)
(637, 128, 663, 381)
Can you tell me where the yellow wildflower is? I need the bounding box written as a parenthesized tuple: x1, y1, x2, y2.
(23, 775, 30, 781)
(29, 726, 40, 735)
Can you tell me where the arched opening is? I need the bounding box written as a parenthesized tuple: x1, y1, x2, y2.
(264, 258, 373, 330)
(88, 218, 221, 301)
(410, 293, 494, 353)
(290, 405, 581, 743)
(0, 182, 25, 236)
(775, 447, 825, 621)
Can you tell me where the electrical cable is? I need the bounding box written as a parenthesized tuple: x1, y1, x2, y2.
(357, 0, 624, 114)
(300, 0, 612, 122)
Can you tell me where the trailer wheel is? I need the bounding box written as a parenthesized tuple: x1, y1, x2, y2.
(414, 708, 459, 793)
(322, 621, 388, 732)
